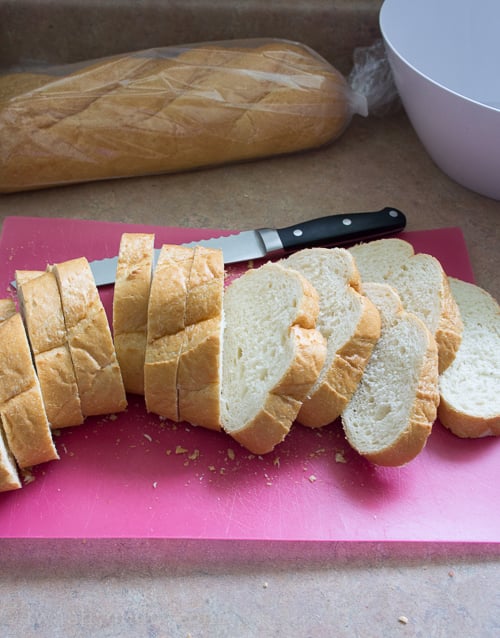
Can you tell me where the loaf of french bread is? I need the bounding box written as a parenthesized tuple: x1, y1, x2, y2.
(2, 232, 498, 494)
(0, 39, 366, 192)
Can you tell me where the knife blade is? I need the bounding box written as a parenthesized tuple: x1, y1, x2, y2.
(11, 208, 406, 288)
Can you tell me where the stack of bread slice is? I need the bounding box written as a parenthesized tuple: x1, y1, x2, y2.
(141, 243, 225, 430)
(0, 233, 498, 493)
(0, 257, 127, 492)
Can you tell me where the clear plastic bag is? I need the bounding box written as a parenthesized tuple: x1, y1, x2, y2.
(348, 39, 401, 117)
(0, 38, 392, 193)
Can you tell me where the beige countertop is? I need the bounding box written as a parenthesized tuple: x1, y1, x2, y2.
(1, 1, 499, 636)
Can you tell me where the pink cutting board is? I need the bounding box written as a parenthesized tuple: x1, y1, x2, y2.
(0, 216, 498, 542)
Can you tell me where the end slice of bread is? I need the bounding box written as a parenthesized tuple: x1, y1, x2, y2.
(282, 247, 381, 427)
(16, 269, 84, 429)
(220, 262, 327, 455)
(52, 257, 127, 417)
(349, 239, 462, 373)
(341, 282, 439, 466)
(438, 278, 500, 438)
(113, 232, 155, 395)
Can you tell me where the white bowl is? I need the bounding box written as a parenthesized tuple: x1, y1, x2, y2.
(380, 0, 500, 200)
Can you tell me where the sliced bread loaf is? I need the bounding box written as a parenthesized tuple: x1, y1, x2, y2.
(282, 247, 381, 427)
(113, 232, 155, 395)
(52, 257, 127, 417)
(220, 262, 327, 454)
(16, 269, 84, 429)
(438, 278, 500, 438)
(341, 282, 439, 466)
(349, 239, 462, 373)
(0, 310, 59, 468)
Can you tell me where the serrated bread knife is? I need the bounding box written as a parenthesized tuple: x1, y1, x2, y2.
(11, 208, 406, 288)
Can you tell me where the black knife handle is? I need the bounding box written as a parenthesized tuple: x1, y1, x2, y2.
(276, 207, 406, 251)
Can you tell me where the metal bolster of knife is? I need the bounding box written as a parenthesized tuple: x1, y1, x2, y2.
(256, 227, 284, 256)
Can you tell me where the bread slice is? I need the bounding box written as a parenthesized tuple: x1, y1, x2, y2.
(220, 262, 327, 455)
(282, 247, 381, 427)
(113, 232, 155, 395)
(0, 420, 21, 492)
(144, 243, 224, 429)
(0, 311, 59, 468)
(0, 298, 16, 322)
(144, 245, 194, 419)
(177, 246, 224, 430)
(0, 305, 23, 489)
(16, 269, 84, 429)
(52, 257, 127, 417)
(349, 238, 414, 282)
(349, 238, 462, 373)
(438, 278, 500, 438)
(177, 318, 223, 431)
(341, 283, 439, 466)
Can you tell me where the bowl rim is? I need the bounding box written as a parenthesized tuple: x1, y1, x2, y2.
(379, 1, 500, 115)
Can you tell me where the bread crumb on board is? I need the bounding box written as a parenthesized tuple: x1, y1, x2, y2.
(335, 450, 347, 464)
(398, 615, 409, 625)
(21, 468, 36, 485)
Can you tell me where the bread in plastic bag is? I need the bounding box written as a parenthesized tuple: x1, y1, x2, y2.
(0, 38, 369, 193)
